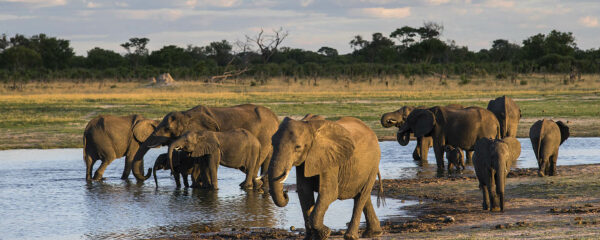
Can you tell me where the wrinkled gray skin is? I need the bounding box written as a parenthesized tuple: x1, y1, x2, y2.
(83, 115, 157, 181)
(398, 106, 500, 172)
(473, 137, 521, 212)
(444, 145, 465, 172)
(168, 129, 263, 190)
(153, 152, 195, 188)
(132, 104, 278, 184)
(529, 119, 569, 177)
(381, 104, 475, 164)
(487, 96, 521, 138)
(268, 117, 383, 240)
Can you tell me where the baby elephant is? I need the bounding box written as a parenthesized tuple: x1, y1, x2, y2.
(444, 145, 465, 172)
(168, 129, 264, 190)
(473, 137, 521, 212)
(529, 119, 569, 177)
(153, 152, 195, 188)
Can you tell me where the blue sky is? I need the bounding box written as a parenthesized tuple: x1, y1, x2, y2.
(1, 0, 598, 55)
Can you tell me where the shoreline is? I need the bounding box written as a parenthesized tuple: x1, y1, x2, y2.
(155, 163, 600, 239)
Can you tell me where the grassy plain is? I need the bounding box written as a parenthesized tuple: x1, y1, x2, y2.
(1, 74, 600, 149)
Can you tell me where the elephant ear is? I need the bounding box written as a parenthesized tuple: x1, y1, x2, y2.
(556, 121, 570, 145)
(410, 109, 435, 138)
(191, 132, 220, 158)
(189, 106, 221, 131)
(304, 120, 355, 178)
(133, 119, 157, 143)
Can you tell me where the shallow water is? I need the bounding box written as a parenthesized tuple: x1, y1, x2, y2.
(0, 137, 597, 239)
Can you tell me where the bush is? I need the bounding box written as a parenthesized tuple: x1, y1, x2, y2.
(520, 80, 528, 85)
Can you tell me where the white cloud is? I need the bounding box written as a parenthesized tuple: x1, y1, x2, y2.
(356, 7, 411, 19)
(579, 16, 599, 28)
(1, 0, 66, 7)
(115, 9, 187, 21)
(200, 0, 239, 7)
(300, 0, 314, 7)
(0, 14, 35, 20)
(485, 0, 514, 8)
(184, 0, 197, 7)
(428, 0, 450, 6)
(86, 1, 100, 8)
(114, 1, 128, 7)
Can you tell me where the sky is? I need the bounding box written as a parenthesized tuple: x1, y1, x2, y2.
(0, 0, 599, 55)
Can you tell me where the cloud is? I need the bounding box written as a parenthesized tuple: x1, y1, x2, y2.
(428, 0, 450, 6)
(300, 0, 314, 7)
(115, 9, 187, 21)
(86, 2, 100, 8)
(355, 7, 411, 19)
(0, 14, 36, 20)
(485, 0, 514, 8)
(1, 0, 66, 7)
(579, 16, 599, 28)
(201, 0, 239, 7)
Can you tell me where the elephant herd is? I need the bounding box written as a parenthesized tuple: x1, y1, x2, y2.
(82, 96, 569, 240)
(381, 96, 570, 212)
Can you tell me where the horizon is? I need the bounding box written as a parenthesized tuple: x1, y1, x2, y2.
(1, 0, 599, 55)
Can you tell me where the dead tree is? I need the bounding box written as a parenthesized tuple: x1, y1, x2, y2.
(246, 27, 289, 64)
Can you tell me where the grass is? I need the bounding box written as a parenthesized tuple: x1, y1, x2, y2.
(1, 74, 600, 149)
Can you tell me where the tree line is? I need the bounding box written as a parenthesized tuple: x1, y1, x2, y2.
(1, 23, 599, 84)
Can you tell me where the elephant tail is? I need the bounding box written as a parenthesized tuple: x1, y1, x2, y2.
(376, 171, 386, 207)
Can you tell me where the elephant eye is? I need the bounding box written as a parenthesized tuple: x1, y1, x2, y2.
(294, 145, 302, 151)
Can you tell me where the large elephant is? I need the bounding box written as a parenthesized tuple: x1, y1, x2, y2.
(381, 106, 432, 162)
(397, 106, 500, 171)
(529, 119, 569, 176)
(131, 104, 279, 183)
(268, 117, 383, 240)
(168, 129, 263, 190)
(153, 152, 195, 188)
(83, 114, 158, 181)
(487, 96, 521, 138)
(473, 137, 521, 212)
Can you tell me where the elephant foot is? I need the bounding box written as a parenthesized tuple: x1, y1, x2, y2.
(253, 177, 264, 190)
(312, 226, 331, 240)
(362, 226, 383, 238)
(537, 171, 545, 177)
(490, 207, 502, 212)
(343, 232, 358, 240)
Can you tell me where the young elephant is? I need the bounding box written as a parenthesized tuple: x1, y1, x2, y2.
(83, 114, 158, 181)
(529, 119, 569, 176)
(473, 137, 521, 212)
(153, 152, 195, 188)
(168, 129, 263, 190)
(444, 145, 465, 172)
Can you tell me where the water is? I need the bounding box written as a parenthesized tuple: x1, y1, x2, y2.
(0, 138, 597, 239)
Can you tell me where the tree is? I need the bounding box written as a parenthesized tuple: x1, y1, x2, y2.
(86, 47, 125, 69)
(246, 27, 288, 63)
(390, 26, 418, 47)
(121, 37, 149, 68)
(349, 35, 368, 51)
(317, 46, 338, 57)
(148, 45, 193, 68)
(29, 34, 74, 69)
(2, 45, 42, 70)
(489, 39, 521, 62)
(205, 40, 233, 66)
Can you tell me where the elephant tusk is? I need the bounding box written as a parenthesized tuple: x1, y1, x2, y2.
(255, 175, 264, 181)
(279, 170, 290, 184)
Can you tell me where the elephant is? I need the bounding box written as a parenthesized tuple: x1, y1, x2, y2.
(473, 137, 521, 212)
(83, 114, 158, 181)
(381, 104, 474, 164)
(268, 117, 383, 240)
(487, 96, 521, 138)
(301, 113, 326, 121)
(131, 104, 279, 184)
(153, 152, 195, 188)
(443, 145, 465, 172)
(397, 106, 500, 171)
(168, 129, 263, 190)
(529, 119, 569, 177)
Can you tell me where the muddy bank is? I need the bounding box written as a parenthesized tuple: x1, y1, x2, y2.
(163, 164, 600, 239)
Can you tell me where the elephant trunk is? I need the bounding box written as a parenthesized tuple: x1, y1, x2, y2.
(396, 128, 411, 146)
(268, 151, 291, 207)
(132, 142, 152, 181)
(496, 158, 507, 212)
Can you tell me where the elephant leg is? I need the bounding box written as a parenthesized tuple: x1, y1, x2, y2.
(488, 173, 499, 211)
(481, 184, 490, 211)
(412, 147, 421, 161)
(173, 172, 182, 188)
(84, 154, 95, 181)
(420, 137, 432, 162)
(345, 193, 369, 240)
(310, 172, 338, 240)
(433, 143, 445, 171)
(296, 168, 316, 240)
(361, 197, 382, 238)
(549, 153, 558, 176)
(465, 150, 473, 165)
(93, 156, 116, 180)
(182, 172, 190, 188)
(538, 157, 547, 177)
(121, 153, 135, 180)
(207, 155, 219, 190)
